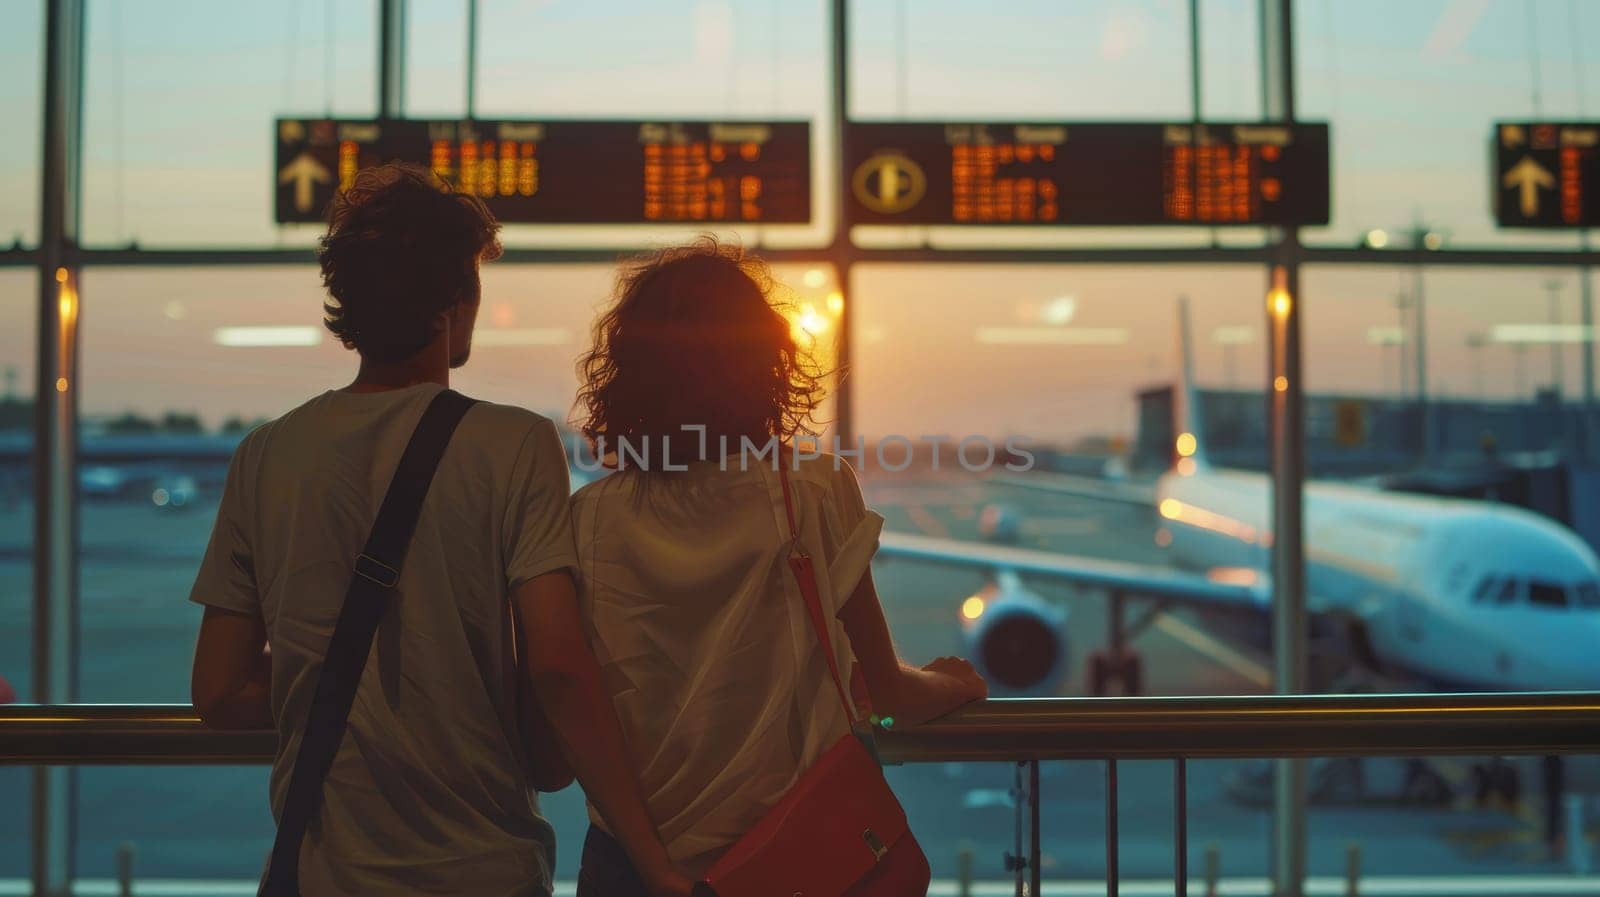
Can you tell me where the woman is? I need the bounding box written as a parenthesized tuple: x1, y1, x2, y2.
(568, 239, 988, 894)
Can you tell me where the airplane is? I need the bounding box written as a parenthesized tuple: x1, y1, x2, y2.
(873, 299, 1600, 700)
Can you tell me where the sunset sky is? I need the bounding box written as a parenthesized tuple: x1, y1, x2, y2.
(2, 0, 1598, 443)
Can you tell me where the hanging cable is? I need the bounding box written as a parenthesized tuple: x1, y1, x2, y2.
(324, 0, 335, 115)
(1321, 0, 1339, 120)
(770, 0, 781, 110)
(1570, 0, 1587, 116)
(1528, 0, 1544, 117)
(894, 0, 908, 116)
(283, 0, 302, 112)
(112, 0, 125, 243)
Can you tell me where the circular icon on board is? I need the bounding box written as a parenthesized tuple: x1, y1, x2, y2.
(852, 152, 926, 215)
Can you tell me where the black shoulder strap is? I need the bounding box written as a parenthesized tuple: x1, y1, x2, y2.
(259, 388, 478, 897)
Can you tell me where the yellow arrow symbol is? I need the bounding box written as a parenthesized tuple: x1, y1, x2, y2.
(278, 152, 333, 214)
(1502, 155, 1555, 217)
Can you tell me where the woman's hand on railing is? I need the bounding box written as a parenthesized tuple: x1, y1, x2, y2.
(885, 656, 989, 728)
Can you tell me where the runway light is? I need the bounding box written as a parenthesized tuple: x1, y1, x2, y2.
(1274, 375, 1289, 392)
(1364, 228, 1389, 249)
(213, 326, 323, 348)
(1175, 431, 1197, 457)
(960, 595, 987, 622)
(803, 268, 828, 289)
(1159, 498, 1182, 520)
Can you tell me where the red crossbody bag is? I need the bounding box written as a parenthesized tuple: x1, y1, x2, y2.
(700, 462, 931, 897)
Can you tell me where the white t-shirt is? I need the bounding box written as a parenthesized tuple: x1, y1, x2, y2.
(570, 452, 885, 874)
(189, 383, 575, 897)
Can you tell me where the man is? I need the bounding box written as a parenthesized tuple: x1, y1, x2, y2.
(189, 163, 686, 897)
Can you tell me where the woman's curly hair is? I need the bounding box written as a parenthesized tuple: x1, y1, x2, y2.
(319, 163, 502, 363)
(574, 237, 828, 464)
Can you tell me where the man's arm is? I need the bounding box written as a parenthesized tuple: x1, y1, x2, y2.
(191, 605, 273, 730)
(515, 570, 689, 897)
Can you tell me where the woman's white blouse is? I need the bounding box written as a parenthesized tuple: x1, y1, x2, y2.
(569, 453, 884, 873)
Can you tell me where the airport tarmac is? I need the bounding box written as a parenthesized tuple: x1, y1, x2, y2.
(0, 471, 1589, 883)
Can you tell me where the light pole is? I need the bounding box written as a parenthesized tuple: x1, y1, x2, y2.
(1394, 291, 1412, 398)
(1466, 333, 1489, 404)
(1388, 218, 1447, 460)
(1212, 325, 1255, 390)
(1546, 278, 1566, 398)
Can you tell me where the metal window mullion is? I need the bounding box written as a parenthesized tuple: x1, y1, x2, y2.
(830, 0, 854, 449)
(34, 1, 86, 895)
(379, 0, 407, 118)
(1261, 0, 1308, 896)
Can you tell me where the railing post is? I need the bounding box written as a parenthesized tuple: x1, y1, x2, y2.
(1175, 759, 1188, 897)
(1344, 842, 1360, 897)
(1106, 759, 1120, 897)
(1029, 759, 1040, 897)
(116, 842, 135, 897)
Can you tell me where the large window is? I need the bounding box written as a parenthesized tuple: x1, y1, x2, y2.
(8, 0, 1598, 891)
(1297, 0, 1600, 248)
(0, 2, 43, 246)
(79, 1, 377, 247)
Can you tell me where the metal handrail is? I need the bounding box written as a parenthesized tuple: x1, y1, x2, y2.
(2, 692, 1597, 766)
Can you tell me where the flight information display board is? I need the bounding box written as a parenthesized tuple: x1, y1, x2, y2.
(274, 118, 812, 224)
(1493, 122, 1600, 228)
(844, 121, 1330, 226)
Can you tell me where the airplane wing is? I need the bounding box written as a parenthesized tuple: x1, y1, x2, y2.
(989, 471, 1155, 507)
(875, 530, 1269, 614)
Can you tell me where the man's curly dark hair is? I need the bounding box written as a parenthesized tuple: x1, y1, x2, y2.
(574, 237, 828, 464)
(319, 162, 502, 363)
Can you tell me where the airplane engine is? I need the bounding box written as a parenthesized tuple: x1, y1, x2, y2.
(960, 572, 1069, 695)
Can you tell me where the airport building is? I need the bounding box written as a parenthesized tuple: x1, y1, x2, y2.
(2, 2, 1600, 897)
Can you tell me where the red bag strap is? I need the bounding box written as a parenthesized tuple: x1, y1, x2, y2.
(775, 459, 857, 724)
